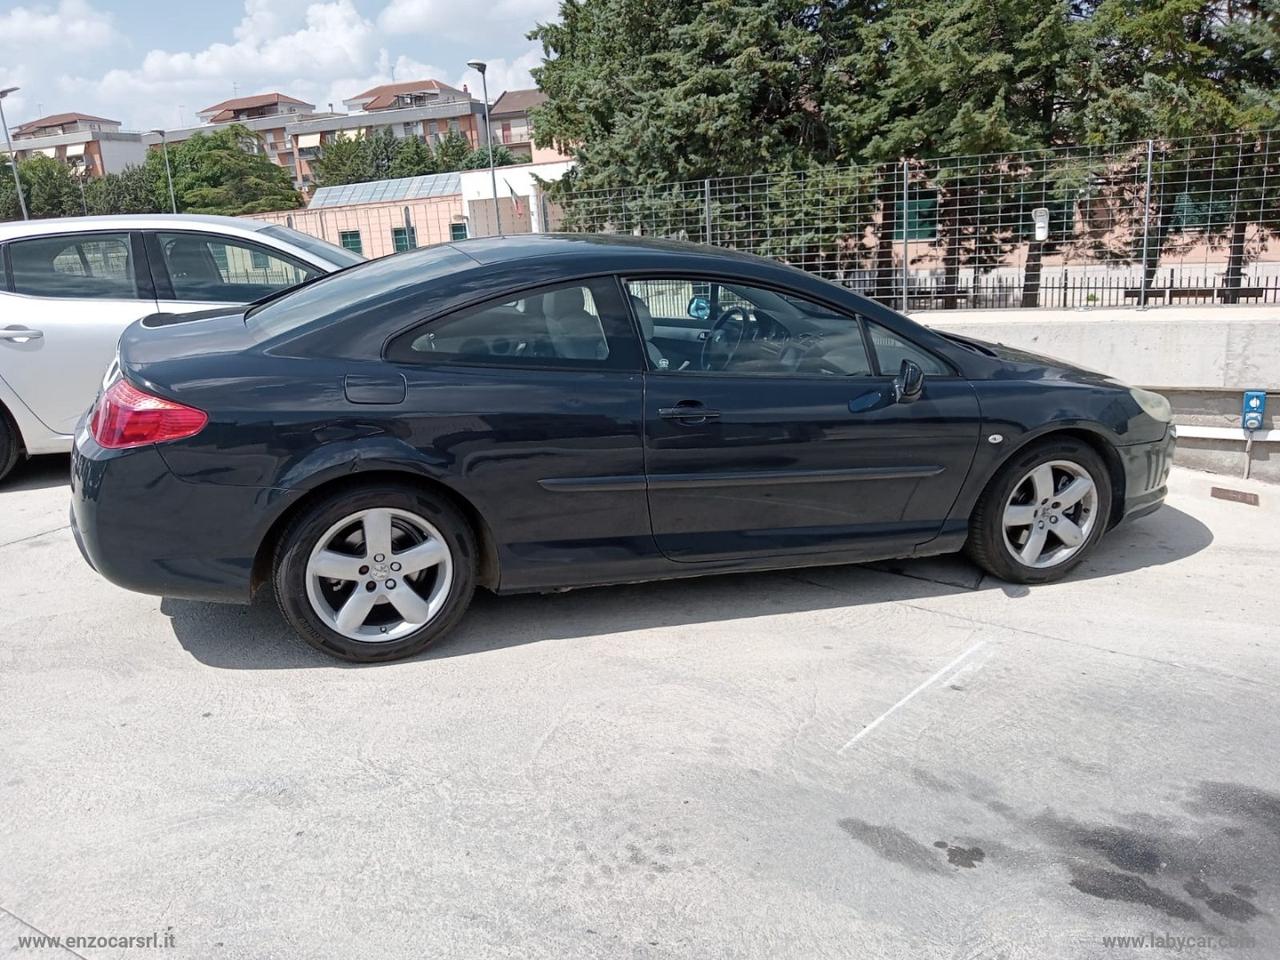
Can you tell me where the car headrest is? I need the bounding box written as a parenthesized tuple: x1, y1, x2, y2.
(546, 286, 586, 316)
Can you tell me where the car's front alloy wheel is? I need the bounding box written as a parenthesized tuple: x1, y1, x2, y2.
(966, 437, 1113, 584)
(274, 484, 476, 662)
(1000, 459, 1100, 569)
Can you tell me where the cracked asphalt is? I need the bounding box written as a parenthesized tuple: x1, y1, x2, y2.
(1, 458, 1277, 959)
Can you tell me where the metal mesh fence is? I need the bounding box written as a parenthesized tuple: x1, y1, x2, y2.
(551, 131, 1280, 310)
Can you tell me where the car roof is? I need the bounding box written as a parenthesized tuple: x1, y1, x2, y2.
(448, 232, 776, 268)
(0, 214, 272, 242)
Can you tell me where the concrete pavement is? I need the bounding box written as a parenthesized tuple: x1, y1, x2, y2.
(1, 459, 1277, 959)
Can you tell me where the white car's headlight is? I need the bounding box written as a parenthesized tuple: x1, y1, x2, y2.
(1130, 387, 1172, 422)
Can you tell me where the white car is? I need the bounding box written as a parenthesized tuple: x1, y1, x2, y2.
(0, 214, 362, 481)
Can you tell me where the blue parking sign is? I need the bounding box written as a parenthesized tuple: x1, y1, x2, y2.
(1243, 391, 1267, 431)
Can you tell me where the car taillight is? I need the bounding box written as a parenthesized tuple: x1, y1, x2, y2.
(90, 379, 207, 449)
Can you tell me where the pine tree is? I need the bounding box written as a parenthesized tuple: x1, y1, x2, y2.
(433, 131, 475, 172)
(389, 136, 438, 178)
(530, 0, 867, 188)
(367, 127, 401, 181)
(1069, 0, 1280, 299)
(312, 135, 373, 187)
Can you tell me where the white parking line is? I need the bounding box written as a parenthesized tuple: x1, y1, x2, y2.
(837, 639, 989, 754)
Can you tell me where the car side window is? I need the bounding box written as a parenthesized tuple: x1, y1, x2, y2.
(864, 322, 951, 376)
(625, 277, 874, 377)
(155, 232, 318, 303)
(387, 279, 640, 371)
(8, 233, 140, 300)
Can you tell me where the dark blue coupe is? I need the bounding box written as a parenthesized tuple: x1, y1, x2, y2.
(71, 235, 1175, 661)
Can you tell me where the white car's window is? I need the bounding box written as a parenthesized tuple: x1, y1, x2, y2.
(8, 233, 139, 300)
(156, 232, 319, 303)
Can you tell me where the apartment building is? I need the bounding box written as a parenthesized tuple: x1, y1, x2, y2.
(141, 92, 333, 185)
(1, 112, 145, 177)
(288, 79, 489, 188)
(489, 89, 570, 163)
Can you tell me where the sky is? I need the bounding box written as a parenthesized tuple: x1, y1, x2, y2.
(0, 0, 560, 130)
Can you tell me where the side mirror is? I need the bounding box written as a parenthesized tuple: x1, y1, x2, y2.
(893, 358, 925, 404)
(687, 295, 711, 321)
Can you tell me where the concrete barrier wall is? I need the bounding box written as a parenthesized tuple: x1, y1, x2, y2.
(915, 306, 1280, 391)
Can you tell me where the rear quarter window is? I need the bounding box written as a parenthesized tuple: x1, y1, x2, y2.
(246, 243, 472, 340)
(7, 233, 139, 300)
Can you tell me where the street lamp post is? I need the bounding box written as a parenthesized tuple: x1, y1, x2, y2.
(150, 128, 177, 213)
(466, 59, 501, 236)
(0, 87, 30, 220)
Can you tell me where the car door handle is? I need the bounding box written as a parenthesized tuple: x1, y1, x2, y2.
(659, 403, 721, 422)
(0, 326, 43, 342)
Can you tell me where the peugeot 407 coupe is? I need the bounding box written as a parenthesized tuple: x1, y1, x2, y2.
(71, 235, 1175, 662)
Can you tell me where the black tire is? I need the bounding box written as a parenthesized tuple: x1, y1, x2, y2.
(965, 436, 1113, 585)
(0, 406, 21, 484)
(272, 483, 477, 662)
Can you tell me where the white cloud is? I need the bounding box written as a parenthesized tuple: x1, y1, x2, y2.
(378, 0, 558, 41)
(0, 0, 118, 51)
(455, 48, 543, 99)
(16, 0, 552, 131)
(105, 0, 375, 88)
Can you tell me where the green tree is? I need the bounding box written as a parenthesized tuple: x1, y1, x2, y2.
(1068, 0, 1280, 300)
(389, 135, 438, 178)
(312, 134, 373, 187)
(830, 0, 1076, 303)
(464, 143, 521, 169)
(167, 124, 302, 215)
(367, 127, 402, 180)
(530, 0, 864, 189)
(83, 164, 164, 216)
(432, 130, 475, 172)
(2, 154, 80, 218)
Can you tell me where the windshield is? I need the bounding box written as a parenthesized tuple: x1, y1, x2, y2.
(246, 242, 473, 339)
(259, 224, 365, 268)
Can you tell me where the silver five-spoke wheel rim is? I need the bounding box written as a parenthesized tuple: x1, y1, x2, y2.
(305, 507, 453, 643)
(1002, 460, 1098, 569)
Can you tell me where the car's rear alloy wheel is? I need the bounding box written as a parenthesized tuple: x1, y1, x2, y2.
(966, 437, 1112, 585)
(273, 484, 476, 662)
(305, 508, 454, 642)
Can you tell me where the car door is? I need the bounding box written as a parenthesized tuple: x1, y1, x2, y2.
(626, 276, 982, 563)
(0, 230, 158, 436)
(144, 231, 323, 313)
(383, 277, 651, 592)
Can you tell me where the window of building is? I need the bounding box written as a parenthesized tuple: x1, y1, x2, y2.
(892, 194, 939, 241)
(387, 280, 637, 371)
(339, 231, 364, 255)
(449, 223, 468, 242)
(154, 232, 317, 303)
(391, 227, 417, 253)
(8, 233, 138, 300)
(427, 121, 438, 135)
(448, 119, 460, 133)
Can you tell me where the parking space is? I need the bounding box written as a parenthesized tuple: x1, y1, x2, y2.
(1, 458, 1277, 959)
